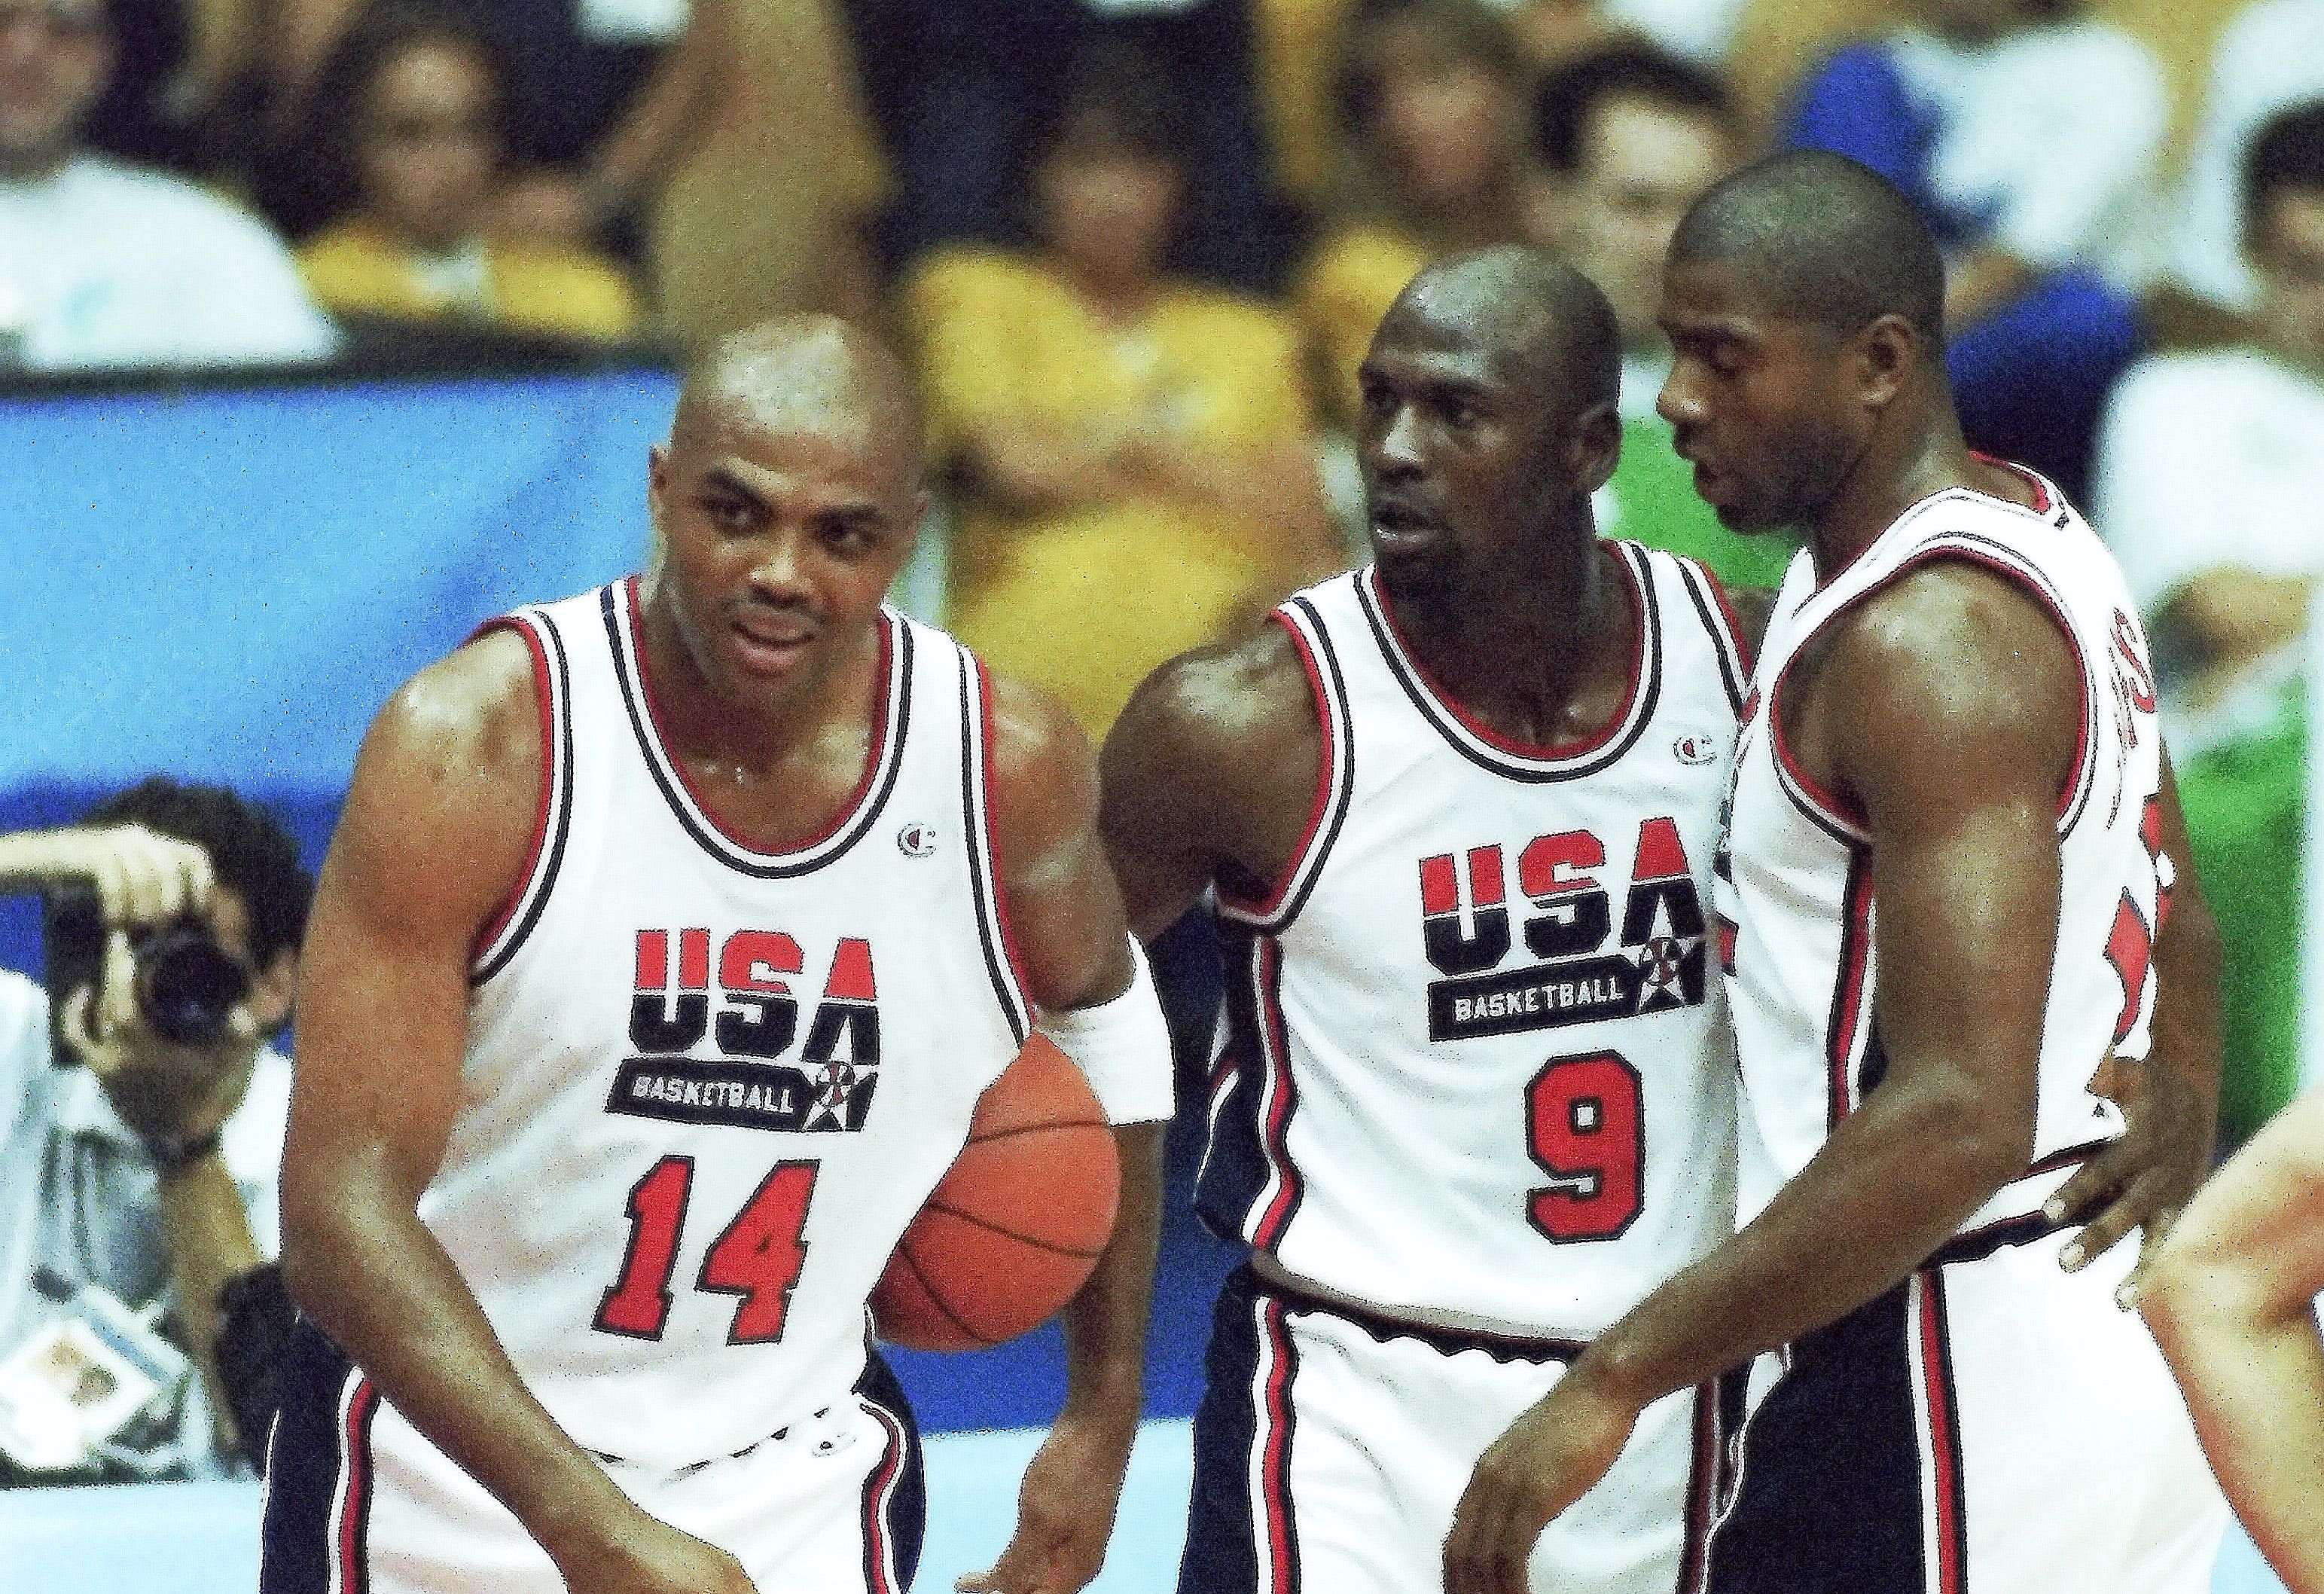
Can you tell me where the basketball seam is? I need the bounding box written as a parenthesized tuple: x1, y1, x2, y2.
(962, 1117, 1109, 1148)
(895, 1240, 1000, 1348)
(922, 1199, 1109, 1259)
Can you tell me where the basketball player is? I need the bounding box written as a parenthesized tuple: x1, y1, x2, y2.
(1101, 245, 1749, 1594)
(261, 319, 1175, 1594)
(1445, 152, 2229, 1594)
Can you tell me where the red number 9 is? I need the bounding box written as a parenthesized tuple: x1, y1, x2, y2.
(1527, 1052, 1645, 1241)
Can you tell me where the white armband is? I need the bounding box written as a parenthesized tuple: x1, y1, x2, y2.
(1038, 939, 1176, 1125)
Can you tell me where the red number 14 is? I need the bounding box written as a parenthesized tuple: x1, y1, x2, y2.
(594, 1156, 819, 1344)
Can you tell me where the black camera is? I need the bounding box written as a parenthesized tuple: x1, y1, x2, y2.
(41, 882, 253, 1053)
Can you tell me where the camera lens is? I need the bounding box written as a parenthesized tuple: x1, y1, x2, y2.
(133, 926, 252, 1046)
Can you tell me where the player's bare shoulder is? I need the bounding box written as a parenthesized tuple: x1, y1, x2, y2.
(983, 670, 1106, 876)
(1098, 618, 1326, 927)
(334, 627, 545, 933)
(1809, 560, 2083, 811)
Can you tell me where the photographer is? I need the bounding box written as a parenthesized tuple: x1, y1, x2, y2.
(0, 780, 310, 1483)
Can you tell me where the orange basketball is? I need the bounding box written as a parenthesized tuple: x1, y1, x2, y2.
(871, 1034, 1121, 1351)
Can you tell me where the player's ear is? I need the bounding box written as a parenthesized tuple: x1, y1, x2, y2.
(1854, 313, 1917, 413)
(1565, 399, 1621, 494)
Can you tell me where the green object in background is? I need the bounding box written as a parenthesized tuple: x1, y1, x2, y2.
(1603, 417, 1800, 594)
(2174, 678, 2308, 1151)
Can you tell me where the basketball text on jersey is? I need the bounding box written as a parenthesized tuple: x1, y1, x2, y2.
(614, 928, 885, 1131)
(1421, 817, 1706, 1040)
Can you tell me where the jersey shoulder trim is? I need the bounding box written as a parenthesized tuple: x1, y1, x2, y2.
(1767, 532, 2099, 845)
(599, 578, 913, 878)
(468, 603, 576, 985)
(1650, 545, 1753, 716)
(1350, 544, 1663, 783)
(1215, 596, 1357, 935)
(956, 646, 1034, 1045)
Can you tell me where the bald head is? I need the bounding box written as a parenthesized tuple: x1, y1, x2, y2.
(1388, 246, 1621, 417)
(1669, 150, 1944, 347)
(669, 316, 924, 484)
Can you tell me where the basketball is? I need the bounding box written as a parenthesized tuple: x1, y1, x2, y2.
(871, 1034, 1121, 1351)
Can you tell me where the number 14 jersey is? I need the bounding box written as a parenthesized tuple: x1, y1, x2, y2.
(430, 579, 1031, 1470)
(1196, 545, 1750, 1341)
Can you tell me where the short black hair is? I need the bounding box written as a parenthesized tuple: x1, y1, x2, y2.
(1533, 43, 1734, 176)
(1669, 148, 1947, 345)
(81, 779, 314, 966)
(2243, 99, 2324, 254)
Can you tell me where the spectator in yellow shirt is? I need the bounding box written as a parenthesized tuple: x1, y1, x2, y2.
(294, 2, 639, 342)
(1296, 0, 1537, 427)
(907, 45, 1340, 737)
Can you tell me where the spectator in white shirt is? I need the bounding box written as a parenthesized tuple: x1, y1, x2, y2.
(0, 782, 310, 1482)
(0, 0, 337, 371)
(2094, 99, 2324, 713)
(2167, 0, 2324, 316)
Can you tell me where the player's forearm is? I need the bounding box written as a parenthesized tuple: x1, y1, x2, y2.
(282, 1160, 632, 1559)
(1584, 1070, 2024, 1406)
(1057, 1122, 1165, 1440)
(155, 1153, 264, 1456)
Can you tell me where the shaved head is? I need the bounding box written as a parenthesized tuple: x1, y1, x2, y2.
(1670, 149, 1945, 346)
(1389, 244, 1622, 417)
(669, 315, 924, 485)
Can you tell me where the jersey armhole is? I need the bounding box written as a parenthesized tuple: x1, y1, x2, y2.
(1215, 603, 1355, 933)
(962, 651, 1035, 1044)
(1768, 543, 2097, 847)
(467, 612, 572, 983)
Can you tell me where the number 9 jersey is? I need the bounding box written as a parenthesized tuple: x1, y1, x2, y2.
(1194, 545, 1750, 1342)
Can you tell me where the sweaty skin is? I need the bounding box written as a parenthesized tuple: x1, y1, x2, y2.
(281, 319, 1158, 1594)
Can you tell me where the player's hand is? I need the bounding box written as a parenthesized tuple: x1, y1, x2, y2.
(2050, 1052, 2211, 1305)
(548, 1507, 758, 1594)
(1444, 1363, 1640, 1594)
(958, 1409, 1135, 1594)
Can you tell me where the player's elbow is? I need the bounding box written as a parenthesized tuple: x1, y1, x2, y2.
(1907, 1072, 2037, 1208)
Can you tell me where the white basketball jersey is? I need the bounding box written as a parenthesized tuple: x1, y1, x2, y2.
(1195, 545, 1749, 1340)
(433, 579, 1029, 1469)
(1716, 464, 2164, 1236)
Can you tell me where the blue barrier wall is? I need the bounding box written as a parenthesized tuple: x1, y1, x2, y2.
(0, 369, 672, 976)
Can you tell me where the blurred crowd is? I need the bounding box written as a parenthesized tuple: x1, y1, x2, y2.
(5, 0, 2324, 1483)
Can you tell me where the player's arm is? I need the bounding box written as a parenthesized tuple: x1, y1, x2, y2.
(280, 634, 752, 1594)
(1447, 563, 2079, 1594)
(2139, 1086, 2324, 1594)
(1098, 624, 1322, 942)
(2047, 749, 2223, 1285)
(968, 676, 1174, 1594)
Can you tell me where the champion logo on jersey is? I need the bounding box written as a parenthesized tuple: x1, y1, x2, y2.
(1673, 734, 1719, 765)
(610, 927, 886, 1132)
(1416, 817, 1707, 1041)
(895, 822, 938, 858)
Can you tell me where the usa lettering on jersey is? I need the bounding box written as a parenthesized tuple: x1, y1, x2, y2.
(611, 926, 884, 1133)
(1420, 817, 1706, 1042)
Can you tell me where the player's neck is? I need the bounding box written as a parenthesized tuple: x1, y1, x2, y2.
(1804, 411, 1978, 581)
(1395, 537, 1632, 748)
